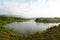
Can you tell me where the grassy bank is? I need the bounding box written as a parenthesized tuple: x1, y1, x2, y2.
(1, 24, 60, 40)
(0, 16, 60, 40)
(0, 15, 28, 34)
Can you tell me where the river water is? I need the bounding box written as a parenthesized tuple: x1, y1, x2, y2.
(4, 20, 60, 34)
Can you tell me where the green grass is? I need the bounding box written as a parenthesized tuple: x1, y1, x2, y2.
(0, 15, 60, 40)
(0, 15, 28, 34)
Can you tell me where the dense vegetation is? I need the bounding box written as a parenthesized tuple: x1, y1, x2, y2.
(0, 15, 28, 34)
(35, 18, 60, 23)
(0, 16, 60, 40)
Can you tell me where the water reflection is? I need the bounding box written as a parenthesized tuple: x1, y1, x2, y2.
(4, 20, 60, 34)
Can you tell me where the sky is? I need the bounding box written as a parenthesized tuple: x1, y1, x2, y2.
(0, 0, 60, 18)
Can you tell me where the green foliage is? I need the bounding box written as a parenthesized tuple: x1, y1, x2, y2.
(0, 15, 28, 34)
(35, 18, 60, 23)
(0, 15, 60, 40)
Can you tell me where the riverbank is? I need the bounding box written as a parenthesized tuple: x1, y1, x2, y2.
(0, 15, 29, 40)
(0, 16, 60, 40)
(1, 23, 60, 40)
(0, 15, 29, 34)
(35, 18, 60, 23)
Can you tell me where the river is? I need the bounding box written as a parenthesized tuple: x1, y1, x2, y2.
(4, 20, 60, 34)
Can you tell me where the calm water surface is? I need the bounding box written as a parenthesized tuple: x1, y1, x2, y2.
(4, 20, 60, 34)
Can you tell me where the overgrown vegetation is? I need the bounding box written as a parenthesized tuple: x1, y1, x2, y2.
(0, 15, 28, 34)
(35, 18, 60, 23)
(0, 15, 60, 40)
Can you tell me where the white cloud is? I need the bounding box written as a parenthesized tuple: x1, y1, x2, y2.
(0, 0, 60, 18)
(29, 0, 60, 17)
(0, 1, 31, 17)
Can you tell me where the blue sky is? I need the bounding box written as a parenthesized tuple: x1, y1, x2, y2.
(0, 0, 60, 18)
